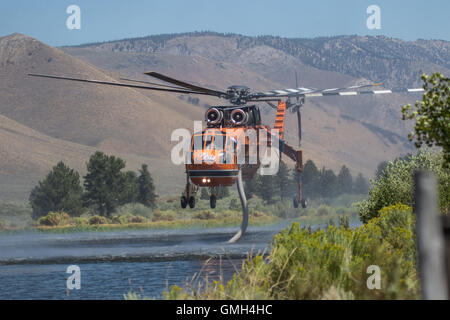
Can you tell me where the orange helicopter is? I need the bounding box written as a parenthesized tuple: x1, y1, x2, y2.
(29, 71, 424, 242)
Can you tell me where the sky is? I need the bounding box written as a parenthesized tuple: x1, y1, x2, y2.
(0, 0, 449, 46)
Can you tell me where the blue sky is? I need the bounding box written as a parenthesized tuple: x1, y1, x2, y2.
(1, 0, 449, 46)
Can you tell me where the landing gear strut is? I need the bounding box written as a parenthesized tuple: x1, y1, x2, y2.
(181, 177, 197, 209)
(210, 194, 216, 209)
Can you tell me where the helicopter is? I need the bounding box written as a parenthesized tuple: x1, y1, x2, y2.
(28, 71, 424, 242)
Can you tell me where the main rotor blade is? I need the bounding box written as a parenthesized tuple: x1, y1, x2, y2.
(28, 73, 216, 96)
(303, 87, 424, 97)
(252, 82, 383, 99)
(120, 77, 188, 90)
(144, 71, 227, 97)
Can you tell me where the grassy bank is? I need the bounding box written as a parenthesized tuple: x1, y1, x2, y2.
(160, 203, 418, 300)
(0, 194, 360, 233)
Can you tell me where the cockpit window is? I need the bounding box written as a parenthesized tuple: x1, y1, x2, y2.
(193, 135, 203, 150)
(204, 135, 213, 149)
(213, 135, 225, 150)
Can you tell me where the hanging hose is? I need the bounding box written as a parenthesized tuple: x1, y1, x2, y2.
(228, 169, 249, 243)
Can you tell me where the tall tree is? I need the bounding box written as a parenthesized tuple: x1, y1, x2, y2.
(353, 173, 369, 194)
(83, 151, 127, 216)
(245, 173, 261, 199)
(337, 165, 353, 195)
(259, 174, 278, 203)
(29, 161, 83, 219)
(318, 167, 338, 198)
(402, 72, 450, 167)
(276, 160, 293, 200)
(302, 160, 320, 198)
(375, 160, 389, 179)
(122, 171, 139, 204)
(137, 164, 157, 208)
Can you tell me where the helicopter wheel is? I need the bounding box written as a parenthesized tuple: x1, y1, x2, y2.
(293, 198, 299, 208)
(188, 196, 196, 209)
(301, 199, 307, 209)
(180, 196, 187, 209)
(210, 194, 216, 209)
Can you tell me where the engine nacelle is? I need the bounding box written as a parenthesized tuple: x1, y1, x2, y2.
(230, 109, 248, 126)
(205, 108, 223, 125)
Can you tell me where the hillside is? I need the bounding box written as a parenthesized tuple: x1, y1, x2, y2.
(2, 32, 447, 201)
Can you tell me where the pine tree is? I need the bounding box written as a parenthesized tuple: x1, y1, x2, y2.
(244, 174, 261, 199)
(122, 171, 139, 204)
(318, 167, 338, 198)
(259, 174, 278, 203)
(137, 164, 157, 208)
(302, 160, 320, 199)
(276, 161, 293, 200)
(353, 173, 369, 194)
(337, 165, 353, 195)
(375, 161, 389, 179)
(83, 151, 127, 216)
(29, 161, 83, 219)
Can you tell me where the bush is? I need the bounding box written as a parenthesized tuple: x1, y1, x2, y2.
(151, 210, 175, 222)
(0, 220, 4, 229)
(89, 215, 107, 225)
(111, 213, 147, 224)
(38, 212, 72, 226)
(115, 203, 153, 218)
(358, 150, 449, 223)
(129, 215, 147, 223)
(73, 217, 89, 226)
(250, 211, 265, 218)
(165, 203, 418, 300)
(317, 204, 331, 216)
(194, 210, 215, 220)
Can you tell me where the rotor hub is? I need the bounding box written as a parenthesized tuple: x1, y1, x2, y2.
(226, 86, 251, 105)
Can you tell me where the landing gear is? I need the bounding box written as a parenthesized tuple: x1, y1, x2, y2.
(210, 194, 216, 209)
(188, 196, 196, 209)
(301, 199, 307, 209)
(181, 196, 187, 208)
(293, 197, 307, 209)
(181, 177, 197, 209)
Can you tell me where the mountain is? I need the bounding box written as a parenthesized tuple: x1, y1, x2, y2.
(1, 32, 448, 201)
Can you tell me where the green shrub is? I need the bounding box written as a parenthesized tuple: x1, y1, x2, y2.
(317, 204, 331, 216)
(229, 198, 241, 210)
(111, 213, 147, 224)
(38, 212, 72, 226)
(73, 217, 89, 226)
(129, 215, 147, 223)
(358, 150, 449, 223)
(0, 220, 4, 229)
(151, 210, 175, 222)
(165, 203, 418, 300)
(250, 211, 265, 218)
(194, 210, 216, 220)
(88, 215, 107, 225)
(115, 203, 153, 218)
